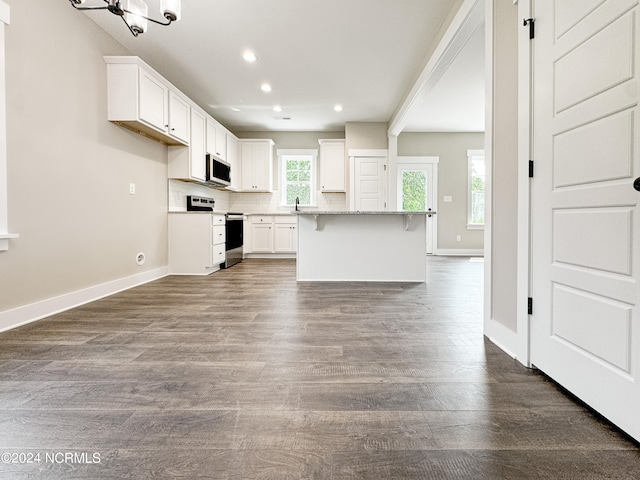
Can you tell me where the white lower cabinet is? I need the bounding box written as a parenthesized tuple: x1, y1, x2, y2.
(274, 216, 297, 253)
(245, 215, 297, 255)
(250, 216, 274, 252)
(169, 214, 226, 274)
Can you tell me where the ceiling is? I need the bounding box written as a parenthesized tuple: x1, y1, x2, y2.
(81, 0, 485, 134)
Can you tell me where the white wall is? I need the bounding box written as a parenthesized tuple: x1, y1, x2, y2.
(486, 0, 519, 334)
(0, 0, 170, 326)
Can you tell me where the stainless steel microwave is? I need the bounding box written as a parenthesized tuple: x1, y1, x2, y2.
(206, 154, 231, 187)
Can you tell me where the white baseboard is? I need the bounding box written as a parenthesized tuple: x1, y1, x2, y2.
(0, 266, 170, 333)
(484, 318, 529, 367)
(244, 253, 296, 259)
(435, 249, 484, 256)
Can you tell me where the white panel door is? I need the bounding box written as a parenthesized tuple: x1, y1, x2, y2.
(354, 157, 386, 211)
(531, 0, 640, 441)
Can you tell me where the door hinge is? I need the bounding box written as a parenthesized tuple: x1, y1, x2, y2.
(523, 18, 535, 39)
(528, 297, 533, 315)
(383, 164, 387, 171)
(529, 160, 534, 178)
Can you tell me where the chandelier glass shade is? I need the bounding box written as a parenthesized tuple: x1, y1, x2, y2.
(69, 0, 181, 37)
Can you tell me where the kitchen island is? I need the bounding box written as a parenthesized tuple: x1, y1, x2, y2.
(295, 211, 432, 282)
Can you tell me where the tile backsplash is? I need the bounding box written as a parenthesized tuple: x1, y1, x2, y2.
(229, 191, 346, 214)
(169, 180, 346, 214)
(168, 180, 230, 212)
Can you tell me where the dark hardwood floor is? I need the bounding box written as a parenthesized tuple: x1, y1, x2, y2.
(0, 257, 638, 479)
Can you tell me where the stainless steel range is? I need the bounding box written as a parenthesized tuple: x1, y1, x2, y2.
(186, 195, 215, 211)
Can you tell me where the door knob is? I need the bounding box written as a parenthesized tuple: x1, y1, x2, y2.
(634, 177, 640, 191)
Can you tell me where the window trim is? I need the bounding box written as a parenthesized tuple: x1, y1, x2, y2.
(277, 149, 317, 207)
(467, 149, 485, 230)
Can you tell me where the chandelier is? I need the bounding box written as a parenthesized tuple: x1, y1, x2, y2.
(69, 0, 181, 37)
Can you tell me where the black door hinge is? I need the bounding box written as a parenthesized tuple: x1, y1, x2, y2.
(528, 297, 533, 315)
(529, 160, 534, 178)
(523, 18, 535, 39)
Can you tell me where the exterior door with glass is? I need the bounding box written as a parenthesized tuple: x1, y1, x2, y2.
(397, 158, 438, 254)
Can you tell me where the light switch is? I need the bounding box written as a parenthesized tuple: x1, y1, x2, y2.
(444, 196, 452, 203)
(129, 183, 136, 195)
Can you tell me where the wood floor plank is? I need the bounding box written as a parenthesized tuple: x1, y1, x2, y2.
(0, 256, 637, 479)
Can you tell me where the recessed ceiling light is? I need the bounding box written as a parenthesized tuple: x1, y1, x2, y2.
(242, 51, 257, 63)
(334, 104, 343, 112)
(273, 105, 282, 112)
(231, 107, 241, 112)
(261, 83, 272, 93)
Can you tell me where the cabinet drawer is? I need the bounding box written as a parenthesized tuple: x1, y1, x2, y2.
(274, 216, 297, 224)
(212, 243, 226, 266)
(212, 214, 225, 226)
(251, 215, 273, 224)
(212, 225, 226, 245)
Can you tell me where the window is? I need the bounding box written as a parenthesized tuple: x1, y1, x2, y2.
(277, 149, 317, 206)
(467, 150, 485, 228)
(401, 170, 427, 211)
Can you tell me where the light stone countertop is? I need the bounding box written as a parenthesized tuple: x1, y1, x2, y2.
(243, 212, 300, 216)
(168, 211, 227, 214)
(293, 210, 436, 215)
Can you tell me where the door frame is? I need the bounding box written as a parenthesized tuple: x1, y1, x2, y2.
(483, 0, 532, 365)
(396, 156, 439, 254)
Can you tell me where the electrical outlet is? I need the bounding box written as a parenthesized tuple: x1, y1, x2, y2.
(456, 235, 461, 242)
(129, 183, 136, 195)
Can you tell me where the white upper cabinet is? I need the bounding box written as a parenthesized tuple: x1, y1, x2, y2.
(138, 68, 168, 132)
(239, 139, 274, 192)
(167, 91, 190, 144)
(227, 135, 239, 191)
(319, 139, 346, 192)
(169, 107, 206, 182)
(214, 126, 227, 161)
(206, 119, 215, 156)
(105, 57, 190, 146)
(206, 119, 229, 162)
(189, 109, 207, 181)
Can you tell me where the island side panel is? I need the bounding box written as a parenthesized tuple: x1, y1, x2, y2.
(296, 214, 427, 282)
